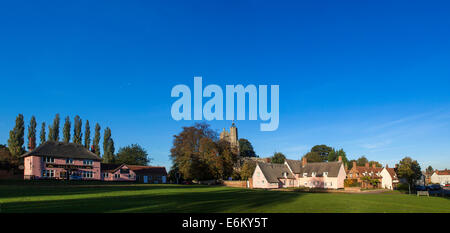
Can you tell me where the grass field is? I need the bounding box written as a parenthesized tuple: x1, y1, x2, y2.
(0, 181, 449, 213)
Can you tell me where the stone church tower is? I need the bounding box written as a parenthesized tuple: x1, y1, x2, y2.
(220, 123, 240, 154)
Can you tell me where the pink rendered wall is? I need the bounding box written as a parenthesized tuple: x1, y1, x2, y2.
(102, 165, 136, 182)
(24, 156, 101, 180)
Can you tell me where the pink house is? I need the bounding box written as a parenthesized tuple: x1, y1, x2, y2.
(22, 141, 102, 180)
(101, 163, 168, 183)
(252, 156, 346, 189)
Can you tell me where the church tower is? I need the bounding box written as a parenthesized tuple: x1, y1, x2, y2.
(220, 123, 240, 154)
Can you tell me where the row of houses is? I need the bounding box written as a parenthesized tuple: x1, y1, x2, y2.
(252, 156, 401, 190)
(21, 141, 167, 183)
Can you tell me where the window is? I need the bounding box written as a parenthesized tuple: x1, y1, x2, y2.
(103, 173, 109, 178)
(349, 174, 353, 178)
(43, 157, 54, 163)
(42, 170, 54, 177)
(324, 172, 328, 177)
(82, 171, 93, 178)
(114, 174, 120, 179)
(120, 169, 130, 174)
(83, 160, 93, 165)
(303, 173, 308, 177)
(66, 159, 73, 164)
(282, 172, 288, 177)
(312, 172, 316, 177)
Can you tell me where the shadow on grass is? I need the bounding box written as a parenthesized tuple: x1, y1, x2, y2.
(0, 187, 301, 213)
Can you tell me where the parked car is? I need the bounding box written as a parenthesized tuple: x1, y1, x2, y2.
(445, 184, 450, 187)
(70, 174, 82, 180)
(428, 184, 442, 191)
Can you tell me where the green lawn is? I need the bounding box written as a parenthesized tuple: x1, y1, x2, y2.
(0, 181, 449, 213)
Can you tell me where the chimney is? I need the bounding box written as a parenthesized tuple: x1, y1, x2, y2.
(365, 163, 369, 168)
(353, 161, 357, 169)
(385, 164, 389, 169)
(338, 156, 342, 162)
(372, 163, 376, 169)
(302, 157, 307, 167)
(395, 164, 398, 169)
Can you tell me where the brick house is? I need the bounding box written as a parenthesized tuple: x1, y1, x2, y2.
(22, 141, 167, 183)
(346, 162, 383, 189)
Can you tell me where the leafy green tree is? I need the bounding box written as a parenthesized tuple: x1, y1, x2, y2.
(170, 123, 236, 181)
(369, 161, 382, 168)
(271, 152, 286, 164)
(328, 148, 348, 164)
(7, 114, 25, 161)
(239, 138, 257, 158)
(347, 159, 356, 169)
(73, 115, 83, 144)
(426, 165, 434, 175)
(116, 144, 151, 165)
(240, 161, 256, 180)
(49, 114, 60, 141)
(397, 157, 422, 193)
(0, 144, 12, 162)
(84, 120, 91, 149)
(27, 116, 37, 150)
(356, 156, 369, 166)
(311, 145, 333, 161)
(40, 122, 46, 145)
(63, 116, 71, 143)
(92, 123, 101, 156)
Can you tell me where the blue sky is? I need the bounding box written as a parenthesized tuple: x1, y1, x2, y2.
(1, 1, 450, 170)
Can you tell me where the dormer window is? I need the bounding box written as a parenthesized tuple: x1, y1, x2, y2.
(324, 172, 328, 177)
(43, 157, 54, 163)
(303, 173, 308, 177)
(312, 172, 316, 177)
(282, 172, 288, 178)
(66, 159, 74, 164)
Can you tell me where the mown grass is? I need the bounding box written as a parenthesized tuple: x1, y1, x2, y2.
(0, 181, 448, 213)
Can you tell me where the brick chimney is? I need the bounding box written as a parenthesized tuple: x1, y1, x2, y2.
(338, 156, 342, 162)
(385, 164, 389, 169)
(372, 163, 376, 168)
(352, 161, 357, 169)
(395, 164, 398, 169)
(302, 157, 307, 167)
(365, 163, 369, 168)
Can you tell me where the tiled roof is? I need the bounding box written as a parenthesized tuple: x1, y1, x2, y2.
(285, 159, 343, 177)
(386, 168, 398, 180)
(127, 165, 168, 176)
(435, 169, 450, 175)
(257, 162, 295, 183)
(101, 163, 122, 172)
(21, 141, 101, 161)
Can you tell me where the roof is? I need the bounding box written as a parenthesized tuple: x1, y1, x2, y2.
(385, 168, 399, 180)
(435, 169, 450, 176)
(127, 165, 168, 176)
(285, 159, 343, 177)
(257, 162, 295, 183)
(21, 141, 101, 161)
(101, 163, 122, 172)
(353, 166, 383, 173)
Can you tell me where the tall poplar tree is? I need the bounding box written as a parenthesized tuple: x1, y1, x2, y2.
(40, 122, 46, 145)
(73, 115, 83, 144)
(27, 116, 37, 150)
(50, 114, 60, 141)
(103, 127, 115, 163)
(63, 116, 71, 143)
(93, 123, 101, 156)
(7, 114, 25, 161)
(84, 120, 91, 149)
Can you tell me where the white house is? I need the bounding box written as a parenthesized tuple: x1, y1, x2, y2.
(430, 169, 450, 185)
(380, 165, 399, 190)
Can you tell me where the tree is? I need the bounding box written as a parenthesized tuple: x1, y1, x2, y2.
(240, 161, 256, 180)
(347, 159, 356, 169)
(271, 152, 286, 164)
(239, 138, 257, 158)
(27, 116, 37, 151)
(170, 123, 236, 181)
(84, 120, 91, 149)
(369, 161, 382, 168)
(73, 115, 83, 144)
(356, 156, 369, 166)
(303, 145, 334, 162)
(397, 157, 422, 194)
(426, 165, 434, 175)
(7, 114, 25, 162)
(103, 127, 115, 163)
(92, 123, 101, 156)
(303, 152, 323, 162)
(0, 144, 12, 162)
(328, 148, 348, 164)
(49, 114, 60, 141)
(63, 116, 71, 143)
(311, 145, 333, 161)
(40, 122, 46, 145)
(116, 144, 151, 165)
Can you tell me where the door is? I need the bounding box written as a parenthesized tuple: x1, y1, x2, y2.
(143, 176, 148, 184)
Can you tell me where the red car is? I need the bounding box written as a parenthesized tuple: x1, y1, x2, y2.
(445, 184, 450, 187)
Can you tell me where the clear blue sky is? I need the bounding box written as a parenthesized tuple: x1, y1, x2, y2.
(1, 1, 449, 170)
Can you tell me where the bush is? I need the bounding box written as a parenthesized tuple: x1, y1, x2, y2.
(397, 183, 409, 191)
(344, 179, 360, 187)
